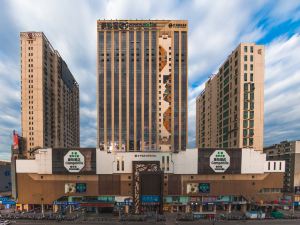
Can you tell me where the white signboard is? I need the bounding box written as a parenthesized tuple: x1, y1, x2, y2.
(210, 150, 230, 173)
(64, 150, 85, 173)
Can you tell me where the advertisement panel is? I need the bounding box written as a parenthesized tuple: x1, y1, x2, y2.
(210, 150, 230, 173)
(187, 183, 198, 194)
(65, 183, 76, 194)
(199, 183, 210, 193)
(64, 150, 85, 172)
(52, 148, 96, 174)
(65, 183, 87, 194)
(198, 148, 242, 174)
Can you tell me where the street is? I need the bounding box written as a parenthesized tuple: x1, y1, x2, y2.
(9, 219, 300, 225)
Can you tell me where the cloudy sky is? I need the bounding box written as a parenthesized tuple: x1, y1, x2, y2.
(1, 0, 300, 160)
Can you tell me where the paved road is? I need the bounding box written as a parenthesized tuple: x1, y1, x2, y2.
(10, 219, 300, 225)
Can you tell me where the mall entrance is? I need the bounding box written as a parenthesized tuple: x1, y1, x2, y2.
(132, 161, 163, 214)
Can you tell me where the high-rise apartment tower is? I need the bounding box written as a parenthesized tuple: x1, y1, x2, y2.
(20, 32, 80, 157)
(96, 20, 188, 152)
(196, 43, 264, 150)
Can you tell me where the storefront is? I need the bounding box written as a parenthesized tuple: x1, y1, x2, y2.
(163, 196, 189, 212)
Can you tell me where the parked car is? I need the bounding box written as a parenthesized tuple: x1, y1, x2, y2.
(0, 219, 11, 225)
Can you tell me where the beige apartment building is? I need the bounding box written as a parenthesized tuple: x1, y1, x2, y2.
(96, 20, 188, 152)
(264, 140, 300, 202)
(196, 43, 264, 150)
(20, 32, 80, 158)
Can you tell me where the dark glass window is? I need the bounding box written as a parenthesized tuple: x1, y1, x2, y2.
(114, 32, 119, 149)
(106, 32, 112, 146)
(136, 31, 142, 151)
(181, 31, 187, 151)
(129, 31, 134, 150)
(98, 32, 105, 146)
(151, 31, 157, 150)
(121, 32, 127, 150)
(144, 31, 149, 150)
(174, 31, 179, 152)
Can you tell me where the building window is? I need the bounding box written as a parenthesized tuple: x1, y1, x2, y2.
(243, 138, 247, 146)
(244, 73, 247, 81)
(249, 138, 253, 146)
(244, 64, 247, 71)
(250, 55, 253, 62)
(244, 46, 248, 52)
(250, 64, 253, 71)
(250, 73, 253, 82)
(249, 120, 254, 128)
(249, 129, 254, 137)
(279, 162, 282, 170)
(166, 156, 170, 171)
(243, 129, 248, 137)
(250, 46, 253, 53)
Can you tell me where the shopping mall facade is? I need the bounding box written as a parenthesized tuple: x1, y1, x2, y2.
(14, 147, 285, 214)
(12, 20, 289, 215)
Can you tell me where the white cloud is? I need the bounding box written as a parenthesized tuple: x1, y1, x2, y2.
(0, 0, 299, 159)
(264, 33, 300, 145)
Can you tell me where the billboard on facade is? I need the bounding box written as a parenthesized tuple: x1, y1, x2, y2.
(210, 150, 230, 173)
(52, 148, 96, 174)
(199, 183, 210, 193)
(198, 148, 242, 174)
(64, 183, 87, 194)
(65, 183, 76, 194)
(187, 183, 198, 194)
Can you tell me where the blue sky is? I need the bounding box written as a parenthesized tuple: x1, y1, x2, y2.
(1, 0, 300, 160)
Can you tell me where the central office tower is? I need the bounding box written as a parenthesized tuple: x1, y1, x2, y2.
(96, 20, 188, 152)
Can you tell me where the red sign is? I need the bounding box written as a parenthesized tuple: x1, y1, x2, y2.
(13, 130, 19, 150)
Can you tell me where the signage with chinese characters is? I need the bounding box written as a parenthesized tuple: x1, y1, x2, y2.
(134, 154, 158, 158)
(64, 150, 85, 173)
(99, 21, 157, 30)
(209, 150, 230, 173)
(168, 23, 187, 28)
(140, 195, 160, 203)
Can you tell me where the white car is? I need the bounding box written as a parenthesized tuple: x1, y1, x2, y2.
(0, 220, 11, 225)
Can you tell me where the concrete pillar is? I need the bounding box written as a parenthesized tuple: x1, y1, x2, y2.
(228, 204, 232, 213)
(242, 204, 247, 213)
(185, 205, 190, 213)
(213, 204, 216, 213)
(125, 205, 129, 214)
(53, 205, 58, 213)
(199, 205, 203, 212)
